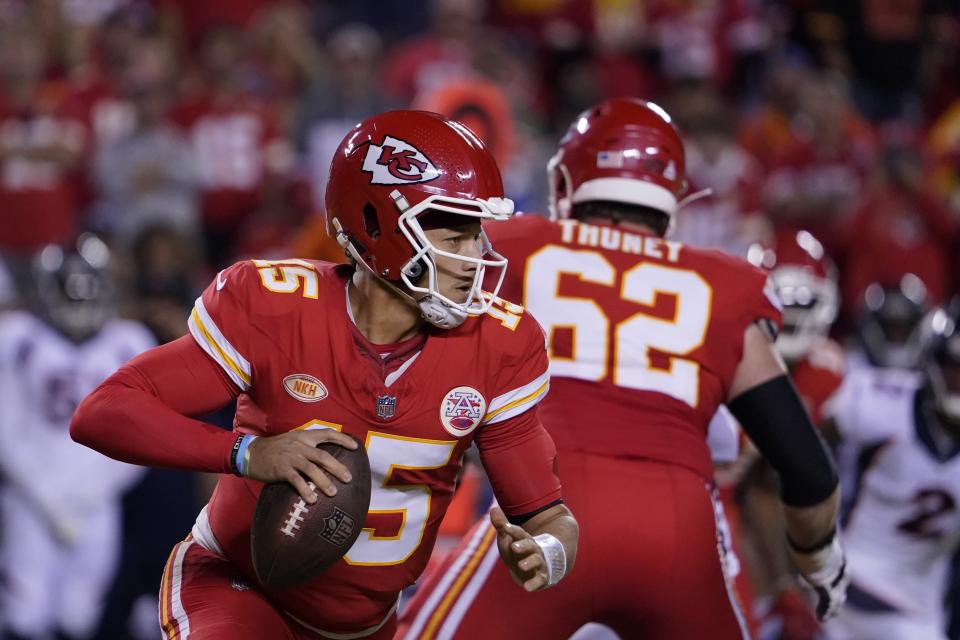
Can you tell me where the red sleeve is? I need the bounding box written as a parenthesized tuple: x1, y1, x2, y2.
(474, 408, 562, 518)
(480, 306, 550, 425)
(187, 261, 258, 392)
(745, 269, 783, 334)
(474, 307, 560, 518)
(70, 335, 240, 473)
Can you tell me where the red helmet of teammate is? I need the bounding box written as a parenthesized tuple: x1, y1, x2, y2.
(548, 98, 689, 222)
(325, 110, 515, 328)
(748, 229, 839, 362)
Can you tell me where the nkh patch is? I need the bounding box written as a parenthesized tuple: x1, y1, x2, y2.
(440, 386, 486, 437)
(282, 374, 328, 402)
(376, 394, 397, 420)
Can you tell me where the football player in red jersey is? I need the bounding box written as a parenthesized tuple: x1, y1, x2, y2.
(737, 230, 847, 635)
(749, 229, 845, 424)
(70, 110, 579, 640)
(397, 98, 847, 639)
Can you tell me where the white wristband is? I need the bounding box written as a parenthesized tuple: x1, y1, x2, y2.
(802, 536, 845, 585)
(533, 533, 567, 587)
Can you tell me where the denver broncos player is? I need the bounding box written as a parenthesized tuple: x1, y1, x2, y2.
(822, 300, 960, 640)
(398, 98, 845, 639)
(70, 111, 578, 639)
(0, 235, 153, 640)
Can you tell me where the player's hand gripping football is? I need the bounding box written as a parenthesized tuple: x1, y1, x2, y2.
(246, 429, 358, 504)
(788, 532, 849, 621)
(490, 507, 554, 593)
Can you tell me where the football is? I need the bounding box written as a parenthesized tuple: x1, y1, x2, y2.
(250, 440, 372, 589)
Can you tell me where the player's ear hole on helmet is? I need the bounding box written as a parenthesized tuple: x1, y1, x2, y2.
(572, 201, 670, 237)
(402, 259, 425, 281)
(362, 203, 381, 240)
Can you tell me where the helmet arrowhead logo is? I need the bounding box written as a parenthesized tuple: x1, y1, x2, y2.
(362, 136, 440, 185)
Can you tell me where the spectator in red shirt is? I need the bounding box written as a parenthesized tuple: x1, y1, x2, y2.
(738, 51, 815, 169)
(0, 24, 87, 254)
(383, 0, 498, 105)
(172, 24, 293, 267)
(670, 83, 767, 255)
(760, 72, 877, 253)
(838, 135, 955, 312)
(156, 0, 288, 51)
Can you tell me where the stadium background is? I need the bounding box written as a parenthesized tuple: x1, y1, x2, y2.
(0, 0, 959, 638)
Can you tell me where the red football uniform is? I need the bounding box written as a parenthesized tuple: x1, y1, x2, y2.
(172, 94, 288, 231)
(398, 215, 781, 639)
(0, 89, 87, 251)
(791, 338, 845, 425)
(149, 259, 560, 638)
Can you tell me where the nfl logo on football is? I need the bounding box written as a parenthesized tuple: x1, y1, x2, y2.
(440, 386, 487, 437)
(376, 394, 397, 420)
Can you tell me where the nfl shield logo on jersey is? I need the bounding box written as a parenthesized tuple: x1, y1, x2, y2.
(440, 386, 487, 437)
(376, 394, 397, 420)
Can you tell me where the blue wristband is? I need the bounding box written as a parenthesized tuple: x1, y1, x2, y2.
(235, 435, 257, 477)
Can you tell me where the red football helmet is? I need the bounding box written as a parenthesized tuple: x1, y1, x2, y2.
(325, 110, 515, 328)
(748, 229, 839, 361)
(548, 98, 689, 222)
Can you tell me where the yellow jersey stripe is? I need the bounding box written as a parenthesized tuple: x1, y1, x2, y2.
(160, 542, 178, 639)
(190, 308, 251, 386)
(484, 381, 548, 421)
(421, 525, 497, 639)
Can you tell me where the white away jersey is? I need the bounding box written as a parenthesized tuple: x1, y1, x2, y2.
(827, 367, 960, 622)
(0, 311, 154, 513)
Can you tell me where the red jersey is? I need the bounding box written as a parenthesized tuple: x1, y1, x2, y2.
(485, 215, 782, 480)
(187, 259, 557, 632)
(0, 90, 87, 250)
(790, 338, 845, 425)
(172, 94, 286, 229)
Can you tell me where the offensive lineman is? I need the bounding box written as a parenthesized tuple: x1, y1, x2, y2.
(71, 111, 578, 639)
(398, 98, 847, 639)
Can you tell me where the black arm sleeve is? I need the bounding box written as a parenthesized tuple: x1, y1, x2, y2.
(728, 375, 838, 507)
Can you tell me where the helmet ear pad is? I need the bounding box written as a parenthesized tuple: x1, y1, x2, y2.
(402, 258, 424, 281)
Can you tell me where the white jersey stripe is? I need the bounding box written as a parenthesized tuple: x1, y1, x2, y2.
(437, 534, 501, 639)
(169, 539, 194, 639)
(710, 487, 750, 640)
(188, 297, 252, 391)
(405, 522, 493, 639)
(482, 371, 550, 425)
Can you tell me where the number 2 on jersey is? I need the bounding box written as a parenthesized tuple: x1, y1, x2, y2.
(525, 246, 712, 408)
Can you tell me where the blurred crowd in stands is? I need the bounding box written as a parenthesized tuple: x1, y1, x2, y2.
(0, 0, 958, 333)
(1, 0, 959, 638)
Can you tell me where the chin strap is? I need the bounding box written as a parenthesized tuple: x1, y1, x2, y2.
(677, 187, 713, 208)
(417, 296, 468, 329)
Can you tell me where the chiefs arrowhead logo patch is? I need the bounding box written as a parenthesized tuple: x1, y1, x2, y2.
(362, 135, 440, 185)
